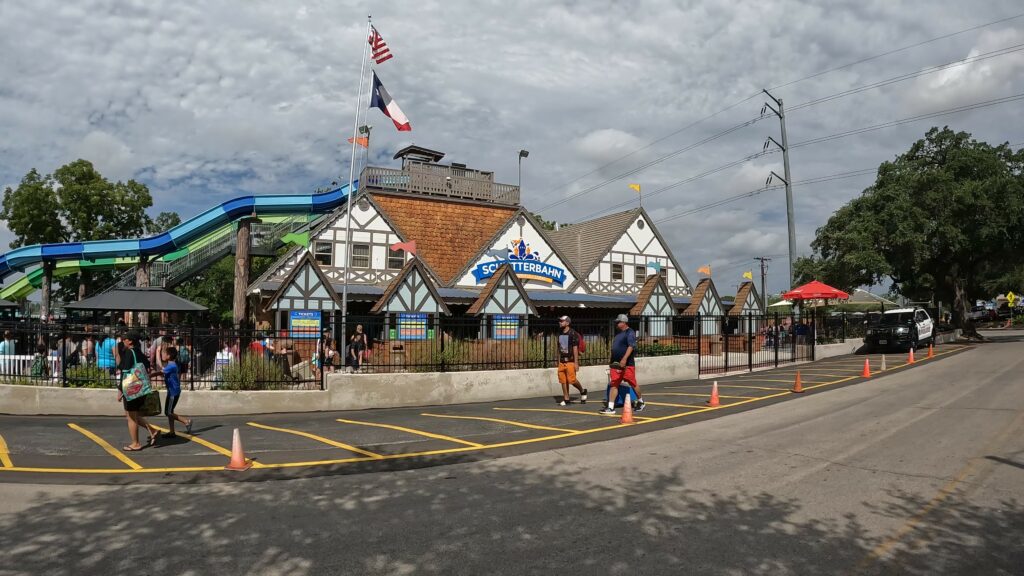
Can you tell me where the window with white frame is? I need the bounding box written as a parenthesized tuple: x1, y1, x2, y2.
(634, 265, 646, 284)
(313, 241, 332, 266)
(659, 267, 668, 279)
(387, 247, 404, 270)
(611, 263, 623, 282)
(351, 244, 370, 268)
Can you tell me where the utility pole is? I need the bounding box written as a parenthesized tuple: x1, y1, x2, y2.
(754, 256, 771, 312)
(761, 89, 796, 289)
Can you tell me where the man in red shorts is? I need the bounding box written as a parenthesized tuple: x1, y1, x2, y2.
(601, 314, 645, 414)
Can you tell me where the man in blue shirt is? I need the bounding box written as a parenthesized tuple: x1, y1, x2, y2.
(601, 314, 645, 414)
(158, 347, 193, 438)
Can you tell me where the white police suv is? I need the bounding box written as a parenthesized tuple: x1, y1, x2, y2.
(864, 308, 934, 352)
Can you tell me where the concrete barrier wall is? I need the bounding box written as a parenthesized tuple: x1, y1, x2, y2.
(0, 354, 700, 416)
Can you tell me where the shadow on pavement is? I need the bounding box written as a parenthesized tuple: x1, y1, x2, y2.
(1, 461, 1020, 575)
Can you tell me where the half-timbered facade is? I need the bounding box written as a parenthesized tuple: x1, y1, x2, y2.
(548, 208, 691, 298)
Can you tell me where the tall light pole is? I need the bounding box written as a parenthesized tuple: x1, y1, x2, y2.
(518, 149, 529, 189)
(761, 89, 796, 288)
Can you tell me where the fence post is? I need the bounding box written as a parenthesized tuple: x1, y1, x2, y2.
(60, 323, 67, 387)
(747, 314, 753, 372)
(543, 330, 549, 367)
(695, 313, 702, 375)
(439, 316, 446, 373)
(811, 314, 817, 361)
(841, 311, 847, 341)
(774, 312, 779, 368)
(190, 324, 196, 391)
(722, 316, 729, 374)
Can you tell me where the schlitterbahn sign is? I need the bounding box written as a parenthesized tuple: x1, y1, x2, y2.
(471, 238, 566, 285)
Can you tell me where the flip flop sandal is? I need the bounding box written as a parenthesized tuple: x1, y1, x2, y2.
(123, 445, 143, 452)
(148, 433, 160, 446)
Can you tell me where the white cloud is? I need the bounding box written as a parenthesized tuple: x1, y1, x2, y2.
(572, 129, 647, 165)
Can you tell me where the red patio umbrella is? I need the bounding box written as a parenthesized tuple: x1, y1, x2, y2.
(782, 280, 850, 301)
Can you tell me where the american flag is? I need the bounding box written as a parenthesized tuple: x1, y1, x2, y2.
(368, 26, 393, 64)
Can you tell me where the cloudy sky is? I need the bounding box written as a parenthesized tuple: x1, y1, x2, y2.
(2, 0, 1022, 295)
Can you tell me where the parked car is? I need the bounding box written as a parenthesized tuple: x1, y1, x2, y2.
(967, 306, 989, 322)
(864, 308, 934, 351)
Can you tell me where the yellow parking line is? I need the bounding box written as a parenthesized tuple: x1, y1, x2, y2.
(647, 392, 756, 400)
(0, 433, 12, 468)
(247, 422, 383, 459)
(645, 401, 708, 409)
(491, 407, 653, 421)
(336, 418, 484, 448)
(673, 382, 794, 390)
(67, 423, 142, 470)
(420, 413, 579, 433)
(151, 425, 267, 468)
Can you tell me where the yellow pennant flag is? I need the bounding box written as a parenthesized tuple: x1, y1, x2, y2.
(628, 183, 641, 194)
(697, 265, 711, 276)
(743, 270, 753, 280)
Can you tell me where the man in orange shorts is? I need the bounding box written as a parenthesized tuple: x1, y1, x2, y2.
(556, 315, 587, 406)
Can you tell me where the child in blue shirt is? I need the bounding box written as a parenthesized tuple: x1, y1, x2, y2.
(159, 347, 193, 438)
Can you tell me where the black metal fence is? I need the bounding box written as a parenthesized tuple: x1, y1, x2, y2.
(0, 312, 869, 388)
(0, 322, 323, 391)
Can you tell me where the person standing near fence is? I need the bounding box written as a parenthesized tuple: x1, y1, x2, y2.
(556, 316, 587, 406)
(0, 330, 13, 375)
(601, 314, 645, 414)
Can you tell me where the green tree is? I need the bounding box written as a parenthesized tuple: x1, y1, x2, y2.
(802, 127, 1024, 336)
(529, 211, 558, 231)
(149, 211, 182, 234)
(0, 160, 182, 306)
(175, 253, 279, 325)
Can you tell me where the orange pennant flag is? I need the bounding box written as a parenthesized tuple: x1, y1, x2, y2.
(347, 136, 369, 148)
(697, 265, 711, 276)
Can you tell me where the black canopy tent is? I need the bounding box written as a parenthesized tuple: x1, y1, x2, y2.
(0, 297, 17, 319)
(64, 288, 207, 313)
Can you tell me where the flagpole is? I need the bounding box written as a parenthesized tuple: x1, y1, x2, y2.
(341, 15, 372, 337)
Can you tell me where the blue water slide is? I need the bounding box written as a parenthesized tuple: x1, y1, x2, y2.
(0, 182, 355, 283)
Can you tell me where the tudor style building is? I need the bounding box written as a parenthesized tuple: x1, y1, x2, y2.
(249, 145, 699, 330)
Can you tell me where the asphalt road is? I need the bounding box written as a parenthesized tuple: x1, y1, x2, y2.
(0, 334, 1021, 575)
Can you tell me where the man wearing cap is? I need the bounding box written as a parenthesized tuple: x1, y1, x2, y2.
(601, 314, 645, 414)
(556, 315, 587, 406)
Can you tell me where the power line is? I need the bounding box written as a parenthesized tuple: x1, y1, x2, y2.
(537, 12, 1024, 206)
(537, 115, 765, 211)
(788, 43, 1024, 113)
(766, 12, 1024, 92)
(789, 92, 1024, 150)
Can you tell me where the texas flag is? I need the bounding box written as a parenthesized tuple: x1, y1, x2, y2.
(370, 71, 411, 132)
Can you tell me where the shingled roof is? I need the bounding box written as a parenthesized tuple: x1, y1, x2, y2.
(629, 274, 676, 317)
(466, 263, 537, 316)
(547, 208, 641, 276)
(372, 193, 517, 285)
(681, 278, 723, 316)
(728, 281, 762, 316)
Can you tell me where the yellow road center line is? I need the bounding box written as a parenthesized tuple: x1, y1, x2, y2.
(491, 407, 653, 421)
(0, 433, 12, 468)
(336, 418, 484, 448)
(247, 422, 383, 459)
(151, 425, 267, 468)
(67, 423, 142, 470)
(645, 401, 708, 409)
(420, 413, 578, 433)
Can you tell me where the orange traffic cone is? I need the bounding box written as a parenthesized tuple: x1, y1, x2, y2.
(908, 348, 916, 365)
(880, 355, 887, 371)
(791, 371, 804, 393)
(620, 397, 635, 424)
(862, 357, 872, 378)
(927, 344, 934, 359)
(224, 428, 253, 471)
(706, 381, 721, 407)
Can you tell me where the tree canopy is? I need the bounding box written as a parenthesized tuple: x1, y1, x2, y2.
(0, 159, 181, 301)
(796, 127, 1024, 335)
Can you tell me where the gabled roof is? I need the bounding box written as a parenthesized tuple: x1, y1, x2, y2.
(548, 208, 642, 276)
(681, 278, 723, 316)
(629, 274, 676, 317)
(262, 251, 343, 312)
(370, 257, 452, 316)
(372, 192, 517, 285)
(728, 281, 762, 316)
(393, 145, 445, 162)
(65, 288, 207, 312)
(466, 263, 537, 316)
(449, 208, 585, 288)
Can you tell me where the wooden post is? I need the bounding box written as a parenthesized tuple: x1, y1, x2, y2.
(233, 217, 258, 329)
(40, 261, 53, 322)
(136, 256, 150, 327)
